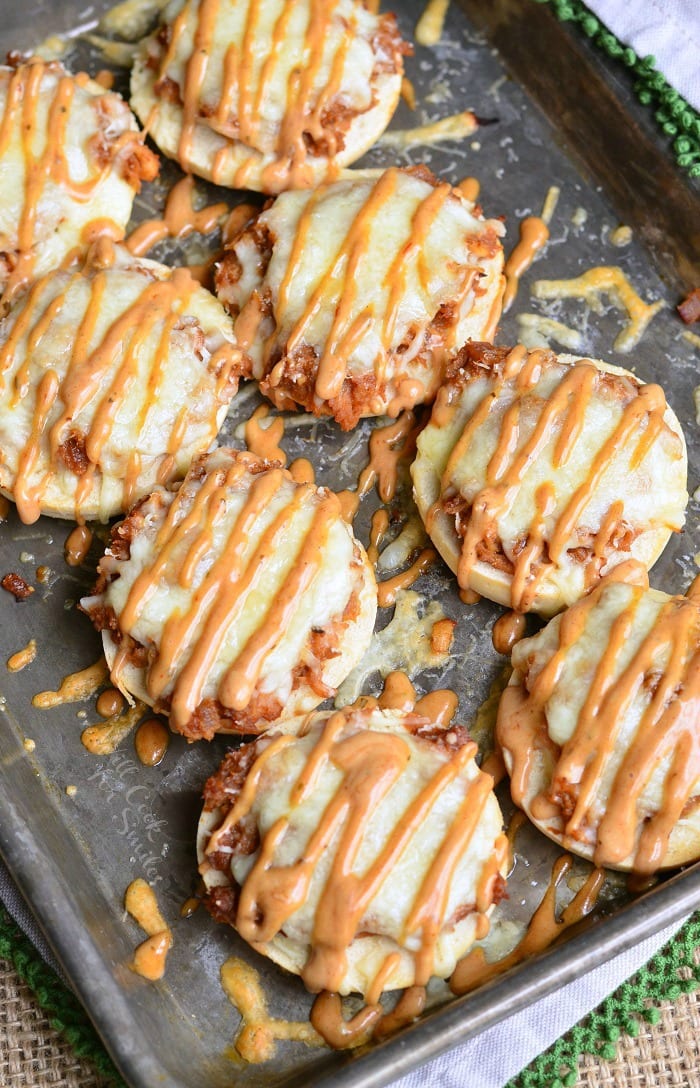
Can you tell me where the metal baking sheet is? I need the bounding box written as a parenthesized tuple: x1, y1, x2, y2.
(0, 2, 699, 1087)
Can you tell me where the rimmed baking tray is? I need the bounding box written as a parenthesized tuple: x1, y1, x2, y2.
(0, 1, 699, 1086)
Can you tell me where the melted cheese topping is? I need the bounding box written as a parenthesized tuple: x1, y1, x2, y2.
(414, 345, 687, 614)
(89, 448, 376, 735)
(378, 110, 478, 149)
(0, 242, 242, 523)
(532, 267, 664, 353)
(218, 168, 504, 426)
(335, 588, 449, 706)
(498, 573, 700, 873)
(0, 60, 157, 301)
(415, 0, 450, 46)
(200, 706, 506, 996)
(130, 0, 406, 192)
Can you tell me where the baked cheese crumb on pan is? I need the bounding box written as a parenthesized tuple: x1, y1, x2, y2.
(81, 448, 378, 739)
(216, 167, 505, 429)
(497, 564, 700, 874)
(130, 0, 409, 193)
(412, 343, 687, 616)
(198, 705, 507, 996)
(0, 58, 158, 298)
(0, 240, 245, 523)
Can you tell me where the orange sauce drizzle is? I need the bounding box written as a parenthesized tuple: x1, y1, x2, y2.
(341, 410, 421, 519)
(505, 809, 527, 871)
(450, 855, 604, 995)
(33, 657, 108, 708)
(310, 992, 381, 1049)
(0, 495, 9, 520)
(2, 240, 239, 524)
(94, 69, 115, 90)
(502, 217, 549, 313)
(126, 174, 228, 256)
(96, 687, 125, 718)
(81, 700, 146, 756)
(116, 457, 347, 731)
(498, 571, 700, 873)
(289, 458, 315, 485)
(377, 547, 436, 607)
(7, 638, 37, 672)
(180, 896, 200, 918)
(434, 346, 678, 611)
(64, 525, 93, 567)
(221, 957, 322, 1063)
(430, 618, 456, 654)
(457, 176, 480, 203)
(222, 202, 259, 245)
(492, 611, 526, 655)
(134, 717, 170, 766)
(400, 77, 416, 110)
(125, 878, 173, 981)
(206, 707, 503, 996)
(371, 671, 459, 727)
(367, 508, 390, 567)
(243, 404, 286, 464)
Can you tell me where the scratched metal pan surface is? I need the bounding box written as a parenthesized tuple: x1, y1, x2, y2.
(0, 1, 699, 1086)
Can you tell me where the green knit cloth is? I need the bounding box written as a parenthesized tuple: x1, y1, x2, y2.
(1, 902, 699, 1088)
(533, 0, 700, 177)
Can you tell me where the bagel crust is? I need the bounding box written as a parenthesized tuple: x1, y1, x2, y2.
(81, 449, 378, 739)
(198, 706, 507, 997)
(411, 342, 688, 615)
(215, 168, 505, 428)
(0, 242, 244, 523)
(130, 0, 408, 193)
(496, 565, 700, 874)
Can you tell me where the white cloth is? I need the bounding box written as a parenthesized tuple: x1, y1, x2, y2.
(585, 0, 700, 112)
(0, 848, 686, 1087)
(394, 919, 685, 1087)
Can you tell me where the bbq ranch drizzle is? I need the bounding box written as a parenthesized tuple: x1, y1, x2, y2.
(338, 410, 420, 521)
(111, 457, 350, 731)
(235, 170, 486, 417)
(7, 638, 37, 672)
(126, 174, 228, 256)
(65, 525, 93, 566)
(1, 240, 238, 524)
(450, 855, 604, 995)
(499, 571, 700, 873)
(205, 708, 506, 1014)
(502, 187, 560, 313)
(221, 957, 323, 1063)
(432, 346, 680, 611)
(150, 0, 388, 191)
(32, 657, 108, 707)
(125, 877, 173, 981)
